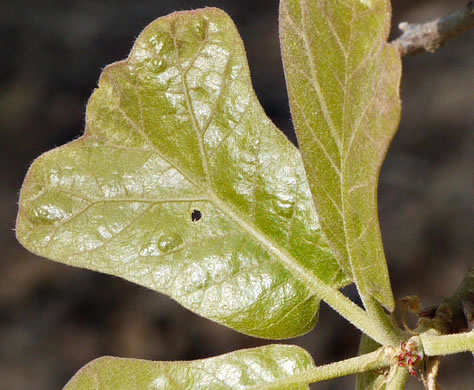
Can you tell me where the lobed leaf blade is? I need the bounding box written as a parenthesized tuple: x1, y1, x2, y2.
(16, 8, 349, 339)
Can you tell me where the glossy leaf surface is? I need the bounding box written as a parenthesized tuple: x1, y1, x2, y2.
(280, 0, 401, 310)
(64, 345, 315, 390)
(16, 8, 349, 339)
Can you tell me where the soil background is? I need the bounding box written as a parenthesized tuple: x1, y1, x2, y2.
(1, 1, 472, 389)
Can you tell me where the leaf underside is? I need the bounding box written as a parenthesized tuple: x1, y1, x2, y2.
(16, 8, 349, 339)
(64, 345, 315, 390)
(280, 0, 401, 310)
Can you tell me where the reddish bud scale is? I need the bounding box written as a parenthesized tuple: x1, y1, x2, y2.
(397, 341, 423, 376)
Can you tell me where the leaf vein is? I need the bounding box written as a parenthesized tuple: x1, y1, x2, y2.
(301, 0, 342, 151)
(171, 27, 212, 185)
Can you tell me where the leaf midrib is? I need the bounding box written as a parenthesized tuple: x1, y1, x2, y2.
(291, 0, 389, 303)
(97, 54, 330, 307)
(117, 19, 333, 300)
(81, 135, 327, 302)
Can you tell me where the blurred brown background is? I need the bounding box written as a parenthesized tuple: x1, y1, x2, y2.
(1, 1, 472, 389)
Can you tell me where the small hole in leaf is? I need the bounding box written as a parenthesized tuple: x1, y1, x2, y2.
(191, 209, 202, 222)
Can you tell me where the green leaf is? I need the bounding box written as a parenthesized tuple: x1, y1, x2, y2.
(280, 0, 401, 310)
(64, 345, 315, 390)
(16, 8, 349, 339)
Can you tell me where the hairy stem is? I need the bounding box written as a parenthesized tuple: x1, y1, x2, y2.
(365, 297, 402, 345)
(391, 2, 474, 56)
(305, 349, 390, 384)
(265, 347, 392, 389)
(385, 368, 409, 390)
(321, 288, 396, 346)
(420, 332, 474, 356)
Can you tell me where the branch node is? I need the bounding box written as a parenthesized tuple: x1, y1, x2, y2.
(392, 2, 474, 56)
